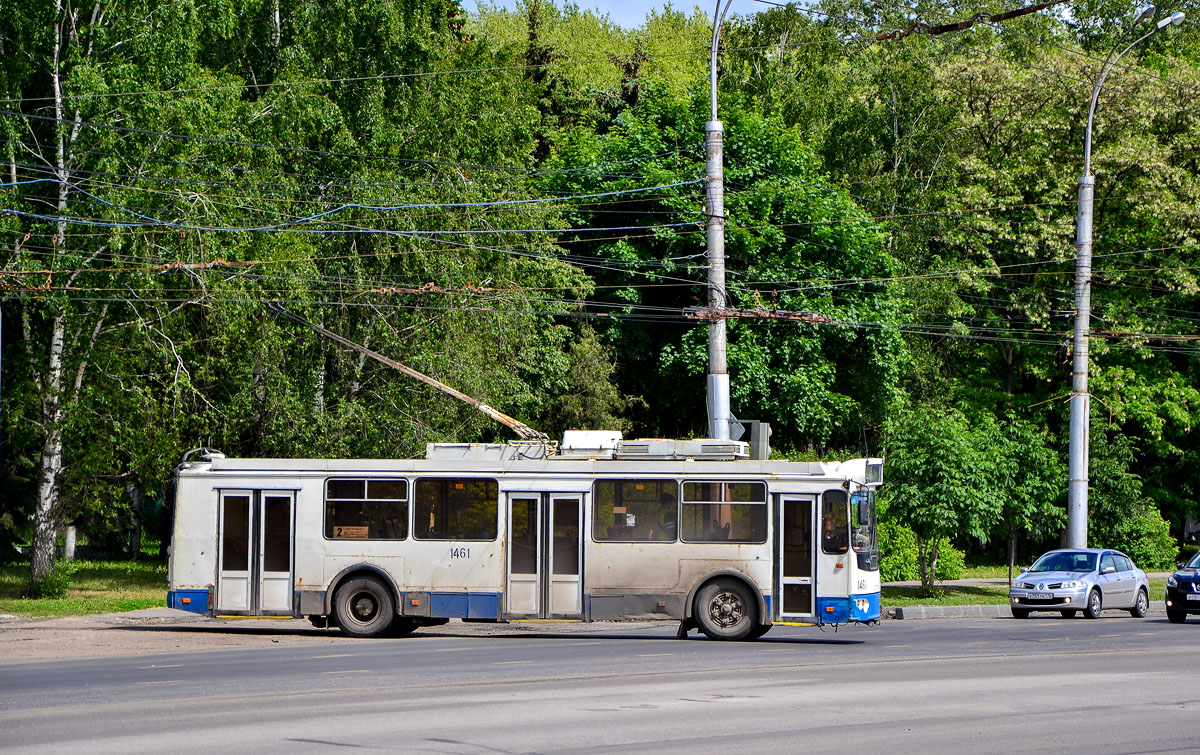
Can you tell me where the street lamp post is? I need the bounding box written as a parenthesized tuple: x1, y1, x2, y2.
(706, 0, 733, 440)
(1067, 8, 1185, 548)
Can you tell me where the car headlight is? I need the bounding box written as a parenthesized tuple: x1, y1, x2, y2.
(1168, 574, 1178, 588)
(1061, 581, 1082, 589)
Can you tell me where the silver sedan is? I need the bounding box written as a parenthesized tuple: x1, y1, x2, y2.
(1009, 548, 1150, 619)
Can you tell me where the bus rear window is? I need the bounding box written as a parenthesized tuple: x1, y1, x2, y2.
(681, 482, 767, 543)
(325, 478, 409, 540)
(414, 478, 499, 540)
(592, 480, 677, 542)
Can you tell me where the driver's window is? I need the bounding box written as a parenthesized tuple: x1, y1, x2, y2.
(1099, 553, 1116, 573)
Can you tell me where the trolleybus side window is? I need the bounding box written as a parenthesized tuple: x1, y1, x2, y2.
(821, 489, 849, 554)
(681, 481, 767, 543)
(414, 477, 499, 540)
(325, 478, 409, 540)
(592, 479, 677, 542)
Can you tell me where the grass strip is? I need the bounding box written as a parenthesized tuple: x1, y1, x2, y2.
(0, 560, 166, 617)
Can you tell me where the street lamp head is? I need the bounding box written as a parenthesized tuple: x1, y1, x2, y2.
(1157, 10, 1185, 28)
(1137, 6, 1156, 23)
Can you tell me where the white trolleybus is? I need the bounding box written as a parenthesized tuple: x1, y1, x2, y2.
(167, 431, 882, 640)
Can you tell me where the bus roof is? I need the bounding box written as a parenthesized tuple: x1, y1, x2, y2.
(179, 444, 882, 486)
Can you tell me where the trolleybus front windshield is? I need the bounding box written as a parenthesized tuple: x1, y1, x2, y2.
(850, 490, 877, 552)
(850, 489, 879, 572)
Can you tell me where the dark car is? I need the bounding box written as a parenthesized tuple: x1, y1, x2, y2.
(1165, 551, 1200, 623)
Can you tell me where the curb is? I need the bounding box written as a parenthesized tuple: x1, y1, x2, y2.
(892, 600, 1167, 620)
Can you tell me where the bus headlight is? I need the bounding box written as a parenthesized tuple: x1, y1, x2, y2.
(855, 598, 869, 612)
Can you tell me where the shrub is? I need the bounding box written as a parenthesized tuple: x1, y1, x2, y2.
(935, 541, 966, 580)
(29, 560, 78, 599)
(879, 517, 918, 582)
(1178, 543, 1200, 565)
(1092, 503, 1177, 571)
(878, 515, 966, 582)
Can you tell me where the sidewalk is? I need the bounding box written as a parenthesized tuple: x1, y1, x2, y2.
(885, 572, 1172, 620)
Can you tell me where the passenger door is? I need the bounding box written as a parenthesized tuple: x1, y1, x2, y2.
(1114, 554, 1138, 608)
(778, 496, 815, 620)
(216, 490, 294, 615)
(1096, 552, 1129, 608)
(506, 493, 582, 618)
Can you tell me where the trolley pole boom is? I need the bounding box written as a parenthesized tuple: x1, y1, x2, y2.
(269, 304, 548, 442)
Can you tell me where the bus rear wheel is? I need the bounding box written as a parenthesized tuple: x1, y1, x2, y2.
(334, 576, 395, 638)
(694, 579, 757, 641)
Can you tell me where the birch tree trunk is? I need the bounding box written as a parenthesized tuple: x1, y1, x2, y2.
(30, 313, 66, 587)
(28, 0, 89, 589)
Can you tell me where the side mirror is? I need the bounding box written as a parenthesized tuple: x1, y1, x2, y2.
(1019, 566, 1029, 573)
(1102, 566, 1116, 575)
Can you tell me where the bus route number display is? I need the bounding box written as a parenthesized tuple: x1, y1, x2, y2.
(333, 526, 369, 539)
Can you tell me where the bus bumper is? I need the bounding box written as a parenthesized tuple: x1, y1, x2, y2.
(816, 593, 881, 624)
(850, 592, 881, 622)
(167, 589, 210, 615)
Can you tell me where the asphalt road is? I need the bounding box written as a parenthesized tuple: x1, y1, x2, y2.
(3, 615, 1199, 754)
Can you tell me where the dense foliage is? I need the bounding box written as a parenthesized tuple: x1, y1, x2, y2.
(4, 0, 1200, 588)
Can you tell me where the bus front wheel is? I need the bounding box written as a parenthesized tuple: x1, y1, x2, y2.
(694, 579, 757, 641)
(334, 576, 395, 638)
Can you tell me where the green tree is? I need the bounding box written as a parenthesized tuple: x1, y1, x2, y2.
(1, 0, 629, 585)
(540, 92, 906, 451)
(1, 0, 241, 587)
(992, 418, 1065, 583)
(1088, 428, 1178, 569)
(883, 405, 1005, 588)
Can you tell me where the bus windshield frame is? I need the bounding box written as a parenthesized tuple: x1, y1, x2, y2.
(850, 488, 877, 553)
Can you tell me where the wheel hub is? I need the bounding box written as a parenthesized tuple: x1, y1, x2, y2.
(353, 594, 378, 621)
(709, 591, 745, 628)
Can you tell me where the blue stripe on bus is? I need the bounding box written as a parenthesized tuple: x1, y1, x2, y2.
(167, 589, 209, 615)
(763, 593, 772, 618)
(426, 592, 501, 620)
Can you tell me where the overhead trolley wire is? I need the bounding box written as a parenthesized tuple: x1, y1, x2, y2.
(0, 176, 705, 232)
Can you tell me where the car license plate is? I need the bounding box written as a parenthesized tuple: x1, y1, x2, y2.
(1187, 594, 1200, 601)
(1028, 593, 1053, 599)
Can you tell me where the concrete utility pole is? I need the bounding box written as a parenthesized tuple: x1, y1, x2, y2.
(1067, 7, 1184, 548)
(706, 0, 733, 440)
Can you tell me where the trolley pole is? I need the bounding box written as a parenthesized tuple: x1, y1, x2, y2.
(705, 0, 732, 440)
